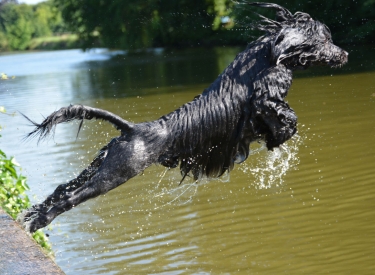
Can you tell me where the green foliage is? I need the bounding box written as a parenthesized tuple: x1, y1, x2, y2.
(0, 3, 35, 50)
(0, 30, 8, 49)
(2, 0, 373, 51)
(0, 0, 66, 50)
(33, 1, 66, 36)
(53, 0, 375, 51)
(53, 0, 236, 50)
(0, 108, 52, 253)
(0, 150, 30, 218)
(29, 33, 79, 50)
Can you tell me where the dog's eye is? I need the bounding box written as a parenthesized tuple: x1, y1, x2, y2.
(275, 33, 285, 45)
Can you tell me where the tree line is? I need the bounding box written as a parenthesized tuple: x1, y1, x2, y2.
(0, 0, 374, 51)
(0, 0, 67, 50)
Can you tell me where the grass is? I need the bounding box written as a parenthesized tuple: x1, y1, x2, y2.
(0, 107, 53, 255)
(29, 34, 81, 50)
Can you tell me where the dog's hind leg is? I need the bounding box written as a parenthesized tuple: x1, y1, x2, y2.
(44, 147, 108, 207)
(23, 139, 154, 233)
(44, 153, 105, 207)
(19, 147, 108, 226)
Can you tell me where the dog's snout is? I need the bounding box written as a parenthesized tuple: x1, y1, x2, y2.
(341, 50, 349, 63)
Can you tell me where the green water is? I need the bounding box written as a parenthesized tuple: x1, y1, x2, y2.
(0, 46, 374, 274)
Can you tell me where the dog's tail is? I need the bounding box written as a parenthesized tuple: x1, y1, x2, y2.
(22, 104, 134, 141)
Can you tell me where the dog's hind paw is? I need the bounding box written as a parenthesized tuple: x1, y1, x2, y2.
(17, 208, 49, 233)
(17, 209, 36, 233)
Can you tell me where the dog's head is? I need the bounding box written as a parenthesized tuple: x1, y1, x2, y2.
(249, 2, 348, 69)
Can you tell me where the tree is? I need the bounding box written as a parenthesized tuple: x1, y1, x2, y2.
(33, 1, 66, 37)
(53, 0, 235, 50)
(0, 0, 66, 50)
(0, 3, 35, 50)
(0, 0, 18, 7)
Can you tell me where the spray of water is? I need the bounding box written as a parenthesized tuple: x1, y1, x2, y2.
(150, 168, 199, 209)
(239, 134, 304, 189)
(127, 133, 304, 213)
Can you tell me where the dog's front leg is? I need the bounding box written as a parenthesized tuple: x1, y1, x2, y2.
(258, 100, 297, 150)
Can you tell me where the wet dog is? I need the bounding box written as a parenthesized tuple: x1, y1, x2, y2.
(18, 2, 348, 233)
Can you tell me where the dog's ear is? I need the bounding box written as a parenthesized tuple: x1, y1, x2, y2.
(249, 2, 293, 21)
(272, 28, 305, 65)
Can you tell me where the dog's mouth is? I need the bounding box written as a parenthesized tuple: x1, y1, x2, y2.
(314, 52, 348, 68)
(304, 43, 349, 69)
(327, 50, 349, 68)
(329, 62, 345, 68)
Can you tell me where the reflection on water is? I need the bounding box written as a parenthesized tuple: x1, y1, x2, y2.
(1, 46, 375, 274)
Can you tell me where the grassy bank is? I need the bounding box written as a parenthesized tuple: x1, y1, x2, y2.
(0, 108, 52, 254)
(29, 34, 82, 50)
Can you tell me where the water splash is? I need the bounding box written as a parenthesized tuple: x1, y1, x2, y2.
(124, 169, 200, 214)
(152, 181, 198, 210)
(150, 167, 234, 209)
(239, 134, 304, 189)
(127, 133, 304, 213)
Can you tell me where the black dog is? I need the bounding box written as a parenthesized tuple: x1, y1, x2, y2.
(18, 2, 348, 233)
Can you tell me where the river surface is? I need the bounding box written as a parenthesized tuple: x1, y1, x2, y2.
(1, 46, 375, 274)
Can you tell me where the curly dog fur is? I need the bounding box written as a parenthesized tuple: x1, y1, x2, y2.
(18, 2, 348, 233)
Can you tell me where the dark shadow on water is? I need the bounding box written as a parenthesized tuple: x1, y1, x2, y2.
(72, 44, 374, 100)
(73, 47, 241, 99)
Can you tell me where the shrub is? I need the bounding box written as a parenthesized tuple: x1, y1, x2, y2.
(0, 107, 52, 254)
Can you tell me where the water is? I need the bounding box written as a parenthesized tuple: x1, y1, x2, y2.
(1, 46, 375, 274)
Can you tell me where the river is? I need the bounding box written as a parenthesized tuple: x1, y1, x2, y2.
(1, 46, 375, 274)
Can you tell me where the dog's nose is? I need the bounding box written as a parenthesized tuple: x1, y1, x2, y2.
(342, 51, 349, 63)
